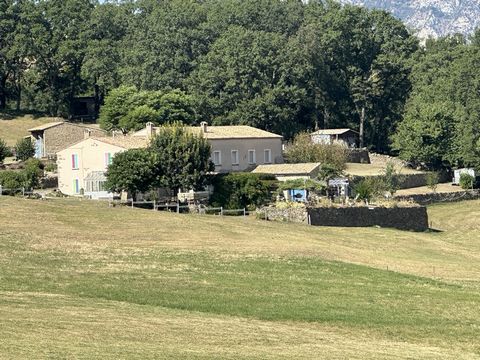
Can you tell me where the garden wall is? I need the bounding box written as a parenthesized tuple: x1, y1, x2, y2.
(307, 206, 429, 231)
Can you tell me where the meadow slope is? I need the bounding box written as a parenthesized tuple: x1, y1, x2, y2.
(0, 197, 479, 359)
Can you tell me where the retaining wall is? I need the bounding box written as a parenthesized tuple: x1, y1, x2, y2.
(347, 149, 371, 164)
(395, 190, 480, 205)
(307, 206, 429, 231)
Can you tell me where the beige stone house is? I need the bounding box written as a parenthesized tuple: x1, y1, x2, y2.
(133, 122, 284, 172)
(29, 121, 106, 159)
(57, 123, 283, 198)
(56, 136, 146, 198)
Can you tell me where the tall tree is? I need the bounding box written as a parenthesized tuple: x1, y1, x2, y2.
(149, 124, 214, 193)
(21, 0, 94, 115)
(82, 1, 131, 114)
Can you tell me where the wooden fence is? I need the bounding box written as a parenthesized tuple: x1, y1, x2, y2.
(113, 199, 248, 217)
(0, 186, 34, 196)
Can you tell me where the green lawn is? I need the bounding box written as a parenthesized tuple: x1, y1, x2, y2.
(0, 197, 479, 359)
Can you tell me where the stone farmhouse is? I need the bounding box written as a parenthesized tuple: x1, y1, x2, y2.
(29, 121, 106, 159)
(56, 123, 283, 198)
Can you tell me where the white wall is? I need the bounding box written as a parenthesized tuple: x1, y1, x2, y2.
(57, 138, 124, 196)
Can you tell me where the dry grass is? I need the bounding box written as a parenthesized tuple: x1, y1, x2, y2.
(396, 183, 465, 196)
(1, 292, 477, 360)
(345, 162, 424, 176)
(2, 197, 479, 282)
(0, 197, 479, 359)
(0, 115, 61, 146)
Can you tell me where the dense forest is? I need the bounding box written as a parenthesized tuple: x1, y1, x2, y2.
(0, 0, 479, 168)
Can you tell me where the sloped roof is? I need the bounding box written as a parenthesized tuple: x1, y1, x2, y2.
(91, 136, 148, 149)
(252, 163, 322, 175)
(28, 121, 105, 132)
(311, 128, 357, 136)
(133, 125, 282, 139)
(28, 121, 65, 132)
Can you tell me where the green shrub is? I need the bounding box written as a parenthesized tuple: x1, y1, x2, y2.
(0, 138, 10, 163)
(15, 137, 35, 161)
(44, 162, 57, 172)
(381, 161, 402, 196)
(210, 173, 277, 210)
(23, 158, 43, 189)
(277, 179, 326, 193)
(0, 158, 42, 191)
(354, 177, 384, 203)
(459, 173, 475, 190)
(284, 133, 347, 172)
(0, 171, 25, 190)
(426, 172, 439, 193)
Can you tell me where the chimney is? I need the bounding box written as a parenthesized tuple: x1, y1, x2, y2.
(200, 121, 208, 133)
(146, 122, 154, 139)
(84, 128, 91, 139)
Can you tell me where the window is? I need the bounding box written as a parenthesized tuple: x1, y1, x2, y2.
(264, 149, 272, 164)
(73, 179, 80, 194)
(248, 149, 256, 164)
(104, 152, 113, 167)
(213, 150, 221, 166)
(231, 150, 239, 165)
(71, 154, 79, 169)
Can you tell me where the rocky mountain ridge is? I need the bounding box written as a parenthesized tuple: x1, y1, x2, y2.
(340, 0, 480, 39)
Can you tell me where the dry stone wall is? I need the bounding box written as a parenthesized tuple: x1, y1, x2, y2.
(395, 190, 480, 205)
(307, 206, 429, 231)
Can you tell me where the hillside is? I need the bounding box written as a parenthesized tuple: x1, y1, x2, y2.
(340, 0, 480, 39)
(0, 115, 61, 146)
(0, 197, 479, 358)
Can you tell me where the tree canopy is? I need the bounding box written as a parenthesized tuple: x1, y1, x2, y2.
(1, 0, 479, 167)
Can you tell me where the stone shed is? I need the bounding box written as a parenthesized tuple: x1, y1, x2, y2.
(29, 121, 106, 159)
(311, 128, 358, 148)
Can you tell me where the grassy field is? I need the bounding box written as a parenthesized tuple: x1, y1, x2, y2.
(0, 197, 479, 359)
(345, 162, 424, 176)
(0, 115, 60, 146)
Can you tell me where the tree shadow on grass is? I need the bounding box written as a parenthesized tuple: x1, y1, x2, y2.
(0, 109, 49, 120)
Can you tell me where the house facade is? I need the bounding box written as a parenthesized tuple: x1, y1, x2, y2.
(310, 128, 358, 148)
(133, 122, 284, 172)
(56, 123, 284, 199)
(56, 136, 146, 198)
(29, 121, 106, 159)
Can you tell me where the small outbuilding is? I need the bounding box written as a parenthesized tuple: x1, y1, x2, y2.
(453, 168, 476, 185)
(310, 128, 358, 148)
(29, 121, 106, 159)
(252, 163, 322, 181)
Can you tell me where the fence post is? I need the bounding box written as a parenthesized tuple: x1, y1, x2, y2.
(153, 200, 156, 211)
(131, 199, 134, 208)
(220, 206, 223, 216)
(264, 208, 268, 221)
(243, 208, 246, 217)
(0, 185, 2, 196)
(22, 187, 25, 196)
(177, 202, 180, 214)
